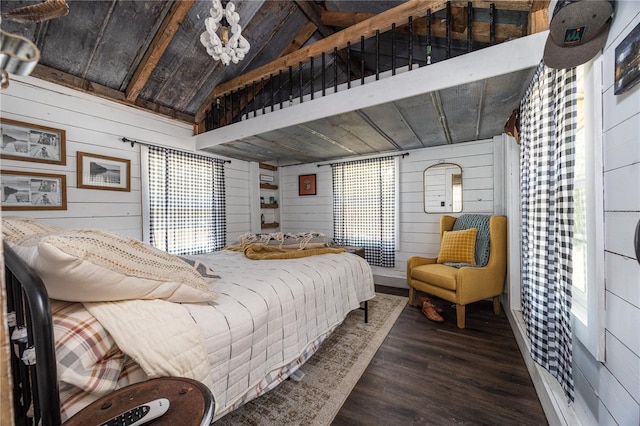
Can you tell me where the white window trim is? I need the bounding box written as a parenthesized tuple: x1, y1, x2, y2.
(140, 145, 151, 244)
(571, 58, 605, 362)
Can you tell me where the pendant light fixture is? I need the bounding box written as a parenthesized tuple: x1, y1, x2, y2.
(200, 0, 250, 66)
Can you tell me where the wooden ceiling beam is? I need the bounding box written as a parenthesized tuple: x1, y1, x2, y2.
(321, 1, 535, 28)
(294, 0, 362, 79)
(449, 1, 533, 11)
(323, 8, 526, 41)
(125, 0, 194, 102)
(283, 21, 319, 56)
(528, 0, 550, 34)
(294, 0, 334, 38)
(32, 65, 194, 124)
(321, 11, 375, 28)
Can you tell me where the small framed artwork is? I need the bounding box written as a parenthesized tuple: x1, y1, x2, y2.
(0, 118, 66, 165)
(77, 152, 130, 192)
(1, 170, 67, 210)
(299, 174, 316, 196)
(614, 22, 640, 95)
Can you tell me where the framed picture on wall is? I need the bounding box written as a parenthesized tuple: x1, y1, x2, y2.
(298, 174, 316, 196)
(1, 170, 67, 210)
(614, 22, 640, 95)
(0, 118, 66, 165)
(77, 152, 131, 191)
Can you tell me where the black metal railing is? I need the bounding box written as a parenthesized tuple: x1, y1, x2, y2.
(203, 2, 499, 132)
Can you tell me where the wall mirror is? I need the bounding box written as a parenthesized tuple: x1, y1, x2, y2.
(424, 162, 463, 213)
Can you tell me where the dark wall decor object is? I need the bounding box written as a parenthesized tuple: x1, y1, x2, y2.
(614, 22, 640, 95)
(0, 118, 66, 165)
(77, 152, 131, 192)
(298, 174, 316, 196)
(1, 170, 67, 210)
(635, 218, 640, 265)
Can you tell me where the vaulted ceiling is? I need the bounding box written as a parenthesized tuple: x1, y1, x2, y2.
(1, 0, 549, 165)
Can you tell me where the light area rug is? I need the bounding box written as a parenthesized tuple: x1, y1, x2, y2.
(214, 292, 407, 425)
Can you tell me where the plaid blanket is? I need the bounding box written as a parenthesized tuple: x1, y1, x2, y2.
(52, 301, 145, 422)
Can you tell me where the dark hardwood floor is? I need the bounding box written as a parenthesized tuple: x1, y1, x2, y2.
(333, 285, 548, 426)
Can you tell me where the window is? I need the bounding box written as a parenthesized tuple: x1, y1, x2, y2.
(144, 145, 226, 255)
(331, 156, 396, 267)
(571, 61, 605, 361)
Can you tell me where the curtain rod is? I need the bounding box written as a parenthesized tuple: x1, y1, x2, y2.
(121, 137, 231, 163)
(317, 152, 409, 167)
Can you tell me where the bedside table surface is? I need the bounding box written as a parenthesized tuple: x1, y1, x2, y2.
(64, 377, 214, 426)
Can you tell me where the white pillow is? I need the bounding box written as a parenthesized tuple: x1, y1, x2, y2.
(28, 229, 217, 303)
(2, 216, 62, 244)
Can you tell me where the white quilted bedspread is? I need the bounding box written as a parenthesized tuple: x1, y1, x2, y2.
(85, 299, 215, 390)
(81, 249, 375, 420)
(186, 249, 375, 419)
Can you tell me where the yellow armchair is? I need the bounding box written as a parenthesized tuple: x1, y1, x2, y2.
(407, 215, 507, 328)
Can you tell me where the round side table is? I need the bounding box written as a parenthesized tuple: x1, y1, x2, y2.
(64, 377, 215, 426)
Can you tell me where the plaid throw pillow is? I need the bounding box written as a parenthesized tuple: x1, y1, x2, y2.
(436, 228, 477, 265)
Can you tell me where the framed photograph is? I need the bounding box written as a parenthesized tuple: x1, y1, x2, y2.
(77, 152, 130, 191)
(0, 118, 66, 165)
(614, 22, 640, 95)
(1, 170, 67, 210)
(299, 174, 316, 196)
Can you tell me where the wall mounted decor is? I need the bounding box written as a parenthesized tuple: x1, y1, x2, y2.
(423, 162, 463, 213)
(259, 174, 274, 182)
(1, 170, 67, 210)
(0, 118, 66, 165)
(614, 22, 640, 95)
(299, 174, 316, 196)
(77, 152, 130, 192)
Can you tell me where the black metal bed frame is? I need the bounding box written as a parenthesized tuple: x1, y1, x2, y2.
(4, 242, 61, 426)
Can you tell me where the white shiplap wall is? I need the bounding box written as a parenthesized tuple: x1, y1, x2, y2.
(0, 76, 252, 242)
(279, 138, 503, 286)
(576, 3, 640, 424)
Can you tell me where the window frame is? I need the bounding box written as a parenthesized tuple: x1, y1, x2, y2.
(571, 59, 605, 362)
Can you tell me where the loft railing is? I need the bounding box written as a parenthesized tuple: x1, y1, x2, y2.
(200, 1, 508, 132)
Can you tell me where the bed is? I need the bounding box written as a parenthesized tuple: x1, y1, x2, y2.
(1, 217, 375, 425)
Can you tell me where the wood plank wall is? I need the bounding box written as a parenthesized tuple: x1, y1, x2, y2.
(0, 76, 247, 241)
(578, 3, 640, 424)
(279, 138, 501, 285)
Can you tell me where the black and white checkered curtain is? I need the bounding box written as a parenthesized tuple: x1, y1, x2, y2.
(147, 146, 226, 255)
(520, 62, 576, 403)
(332, 156, 395, 267)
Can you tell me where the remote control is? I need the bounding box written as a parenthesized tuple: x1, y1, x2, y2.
(98, 398, 170, 426)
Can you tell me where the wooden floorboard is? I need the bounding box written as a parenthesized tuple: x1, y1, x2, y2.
(332, 285, 548, 426)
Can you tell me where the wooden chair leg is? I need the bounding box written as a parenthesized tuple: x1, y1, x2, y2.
(456, 304, 465, 329)
(493, 296, 501, 315)
(408, 286, 416, 305)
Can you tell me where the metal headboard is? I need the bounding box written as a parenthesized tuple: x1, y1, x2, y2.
(3, 242, 61, 426)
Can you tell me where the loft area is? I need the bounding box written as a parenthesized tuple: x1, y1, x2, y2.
(198, 2, 534, 132)
(194, 32, 546, 165)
